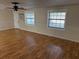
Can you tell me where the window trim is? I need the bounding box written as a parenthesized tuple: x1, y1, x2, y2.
(25, 11, 35, 26)
(47, 10, 66, 29)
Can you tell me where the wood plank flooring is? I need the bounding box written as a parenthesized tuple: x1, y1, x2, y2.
(0, 29, 79, 59)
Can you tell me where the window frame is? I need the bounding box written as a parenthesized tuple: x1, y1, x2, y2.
(25, 11, 35, 26)
(48, 10, 66, 29)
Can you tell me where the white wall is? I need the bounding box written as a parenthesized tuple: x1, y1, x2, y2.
(0, 9, 14, 30)
(15, 5, 79, 42)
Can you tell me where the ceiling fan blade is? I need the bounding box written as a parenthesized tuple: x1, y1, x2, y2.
(12, 2, 20, 4)
(6, 7, 14, 10)
(7, 7, 13, 9)
(18, 8, 27, 10)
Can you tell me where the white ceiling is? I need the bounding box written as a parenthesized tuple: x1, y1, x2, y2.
(0, 0, 79, 8)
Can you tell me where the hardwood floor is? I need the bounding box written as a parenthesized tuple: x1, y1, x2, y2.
(0, 29, 79, 59)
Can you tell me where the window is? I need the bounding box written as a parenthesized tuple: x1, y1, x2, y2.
(48, 11, 66, 29)
(25, 12, 35, 25)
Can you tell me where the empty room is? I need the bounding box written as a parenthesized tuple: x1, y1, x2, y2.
(0, 0, 79, 59)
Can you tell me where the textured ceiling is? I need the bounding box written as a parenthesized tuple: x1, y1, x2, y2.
(0, 0, 79, 8)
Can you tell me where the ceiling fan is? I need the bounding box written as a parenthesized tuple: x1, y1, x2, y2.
(8, 2, 27, 11)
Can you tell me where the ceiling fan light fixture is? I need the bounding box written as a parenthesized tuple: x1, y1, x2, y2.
(14, 5, 18, 11)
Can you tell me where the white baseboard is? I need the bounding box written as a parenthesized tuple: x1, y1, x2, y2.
(18, 28, 79, 43)
(0, 27, 14, 31)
